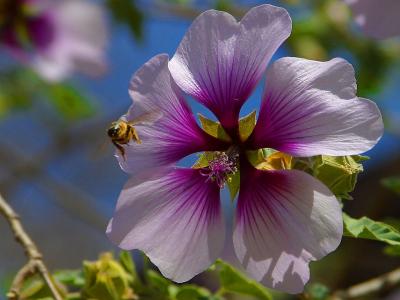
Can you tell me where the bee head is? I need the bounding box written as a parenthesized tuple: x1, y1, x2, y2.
(107, 123, 120, 138)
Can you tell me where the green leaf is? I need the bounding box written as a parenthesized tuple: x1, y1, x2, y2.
(238, 110, 256, 142)
(198, 114, 231, 142)
(381, 177, 400, 195)
(216, 260, 272, 300)
(174, 285, 212, 300)
(119, 251, 137, 277)
(145, 269, 170, 295)
(106, 0, 144, 41)
(343, 213, 400, 246)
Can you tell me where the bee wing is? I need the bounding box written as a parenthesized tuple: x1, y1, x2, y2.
(90, 136, 114, 160)
(129, 109, 162, 125)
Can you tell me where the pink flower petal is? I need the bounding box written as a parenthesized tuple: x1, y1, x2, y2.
(169, 4, 291, 130)
(33, 0, 108, 81)
(345, 0, 400, 39)
(107, 167, 225, 283)
(119, 54, 227, 175)
(249, 57, 383, 156)
(233, 166, 342, 293)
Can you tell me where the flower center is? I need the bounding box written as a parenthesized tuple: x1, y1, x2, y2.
(200, 151, 239, 188)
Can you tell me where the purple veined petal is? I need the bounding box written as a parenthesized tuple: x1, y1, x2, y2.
(107, 167, 225, 283)
(248, 57, 383, 156)
(233, 164, 342, 294)
(119, 54, 228, 175)
(169, 4, 291, 130)
(32, 0, 108, 81)
(344, 0, 400, 40)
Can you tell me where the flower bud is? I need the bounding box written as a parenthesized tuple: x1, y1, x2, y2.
(82, 252, 137, 300)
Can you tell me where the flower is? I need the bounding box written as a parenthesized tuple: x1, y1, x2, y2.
(106, 5, 383, 294)
(344, 0, 400, 39)
(0, 0, 108, 81)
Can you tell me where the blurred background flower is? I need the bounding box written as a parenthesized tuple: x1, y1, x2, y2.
(0, 0, 108, 81)
(344, 0, 400, 40)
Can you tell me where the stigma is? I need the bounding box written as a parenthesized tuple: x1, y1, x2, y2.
(200, 151, 238, 188)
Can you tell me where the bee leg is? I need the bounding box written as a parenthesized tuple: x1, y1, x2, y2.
(112, 141, 126, 160)
(132, 128, 142, 144)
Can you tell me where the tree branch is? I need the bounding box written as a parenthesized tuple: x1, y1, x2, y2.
(0, 193, 63, 300)
(331, 267, 400, 299)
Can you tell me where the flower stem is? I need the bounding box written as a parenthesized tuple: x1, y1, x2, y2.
(331, 266, 400, 299)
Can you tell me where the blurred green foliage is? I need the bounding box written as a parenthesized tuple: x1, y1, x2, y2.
(0, 68, 95, 120)
(215, 260, 272, 300)
(381, 177, 400, 196)
(304, 283, 330, 300)
(82, 252, 135, 300)
(15, 252, 275, 300)
(106, 0, 144, 41)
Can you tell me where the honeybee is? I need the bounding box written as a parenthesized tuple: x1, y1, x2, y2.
(107, 110, 161, 159)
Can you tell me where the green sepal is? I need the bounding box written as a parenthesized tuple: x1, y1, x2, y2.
(246, 149, 265, 167)
(198, 114, 231, 142)
(192, 152, 217, 169)
(197, 111, 257, 143)
(238, 110, 256, 142)
(215, 260, 272, 300)
(227, 171, 240, 201)
(343, 213, 400, 247)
